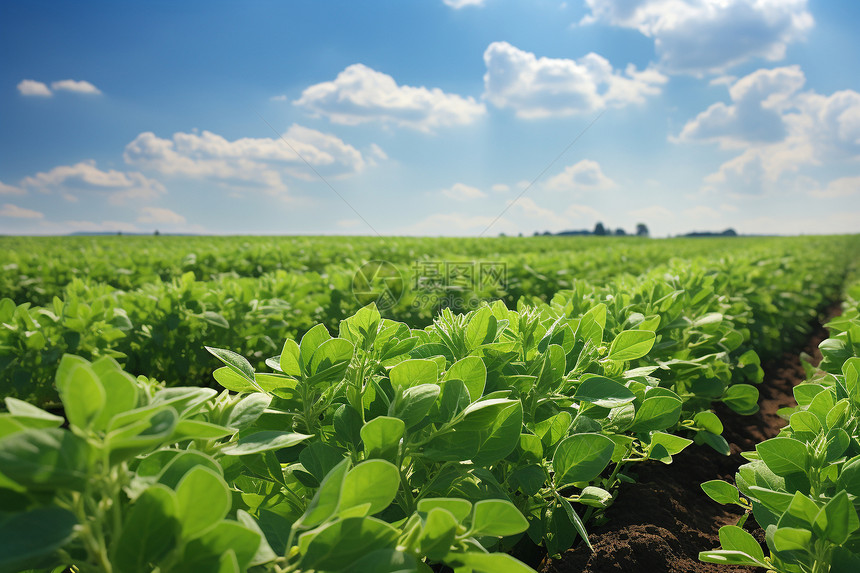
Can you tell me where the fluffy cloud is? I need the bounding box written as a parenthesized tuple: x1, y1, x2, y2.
(137, 206, 187, 224)
(0, 203, 44, 219)
(581, 0, 813, 74)
(677, 66, 805, 148)
(124, 125, 367, 192)
(442, 0, 485, 7)
(51, 79, 101, 95)
(441, 183, 487, 201)
(293, 64, 486, 132)
(545, 159, 616, 191)
(809, 176, 860, 199)
(17, 80, 51, 97)
(21, 161, 166, 204)
(679, 66, 860, 195)
(482, 42, 666, 118)
(0, 181, 25, 195)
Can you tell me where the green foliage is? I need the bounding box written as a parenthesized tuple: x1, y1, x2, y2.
(700, 281, 860, 573)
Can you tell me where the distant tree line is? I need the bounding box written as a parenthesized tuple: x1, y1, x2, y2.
(532, 222, 650, 237)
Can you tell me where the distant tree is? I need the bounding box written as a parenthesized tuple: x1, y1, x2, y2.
(614, 228, 627, 236)
(636, 223, 649, 237)
(154, 229, 160, 236)
(593, 222, 607, 236)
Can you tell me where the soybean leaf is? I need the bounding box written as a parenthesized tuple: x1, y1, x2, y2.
(0, 507, 77, 573)
(296, 458, 350, 529)
(221, 431, 312, 456)
(389, 384, 440, 429)
(112, 485, 179, 573)
(419, 508, 458, 561)
(772, 527, 812, 553)
(343, 549, 419, 573)
(469, 499, 529, 537)
(299, 516, 399, 572)
(3, 398, 64, 429)
(452, 551, 536, 573)
(722, 384, 760, 416)
(417, 498, 472, 523)
(718, 525, 765, 562)
(339, 460, 400, 516)
(465, 307, 498, 350)
(756, 437, 808, 477)
(574, 376, 635, 408)
(176, 466, 232, 539)
(390, 359, 438, 389)
(181, 520, 261, 572)
(61, 363, 106, 431)
(444, 356, 486, 402)
(701, 480, 741, 505)
(630, 395, 682, 433)
(361, 416, 405, 461)
(279, 339, 302, 377)
(553, 433, 615, 487)
(307, 338, 354, 386)
(205, 347, 259, 391)
(813, 490, 859, 545)
(0, 428, 89, 491)
(607, 330, 655, 362)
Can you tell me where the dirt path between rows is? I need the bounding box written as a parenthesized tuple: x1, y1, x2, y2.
(540, 309, 837, 573)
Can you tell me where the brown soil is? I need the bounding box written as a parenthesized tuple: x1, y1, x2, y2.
(540, 309, 836, 573)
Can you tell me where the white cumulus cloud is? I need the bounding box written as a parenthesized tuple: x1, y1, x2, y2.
(51, 79, 101, 94)
(581, 0, 813, 74)
(124, 125, 367, 192)
(482, 42, 666, 118)
(546, 159, 616, 191)
(441, 183, 487, 201)
(0, 181, 25, 195)
(679, 66, 860, 195)
(294, 64, 486, 132)
(21, 161, 166, 204)
(17, 80, 52, 97)
(443, 0, 485, 8)
(137, 207, 187, 224)
(809, 176, 860, 199)
(0, 203, 44, 219)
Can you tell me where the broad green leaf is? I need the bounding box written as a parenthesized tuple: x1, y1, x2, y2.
(0, 428, 89, 491)
(299, 516, 399, 572)
(470, 499, 529, 537)
(3, 398, 64, 429)
(722, 384, 759, 415)
(343, 549, 419, 573)
(0, 507, 77, 573)
(553, 433, 615, 487)
(236, 510, 278, 567)
(607, 330, 655, 362)
(813, 490, 859, 545)
(296, 458, 350, 529)
(578, 486, 612, 508)
(61, 363, 106, 430)
(299, 324, 332, 373)
(279, 339, 302, 377)
(361, 416, 405, 461)
(575, 304, 606, 347)
(307, 338, 354, 385)
(106, 408, 178, 463)
(701, 480, 740, 505)
(390, 359, 438, 388)
(176, 466, 232, 539)
(444, 356, 486, 402)
(227, 393, 271, 431)
(574, 376, 635, 408)
(699, 550, 767, 567)
(171, 419, 233, 441)
(417, 498, 472, 522)
(473, 400, 523, 465)
(339, 460, 400, 516)
(756, 437, 808, 476)
(389, 384, 440, 429)
(419, 508, 458, 561)
(299, 442, 346, 484)
(205, 347, 258, 389)
(465, 307, 498, 350)
(452, 551, 536, 573)
(630, 395, 682, 432)
(181, 520, 261, 571)
(718, 525, 764, 562)
(772, 527, 812, 553)
(221, 431, 312, 456)
(112, 485, 179, 573)
(694, 411, 723, 434)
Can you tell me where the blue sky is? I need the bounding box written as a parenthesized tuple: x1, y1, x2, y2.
(2, 0, 859, 237)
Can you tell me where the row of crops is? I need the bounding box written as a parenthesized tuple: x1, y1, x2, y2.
(0, 234, 859, 572)
(0, 235, 847, 405)
(701, 279, 860, 572)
